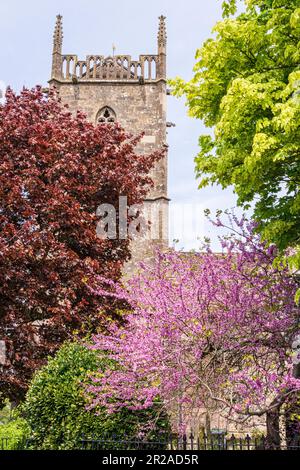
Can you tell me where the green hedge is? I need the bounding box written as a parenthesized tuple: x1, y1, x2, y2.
(0, 417, 30, 450)
(21, 342, 170, 449)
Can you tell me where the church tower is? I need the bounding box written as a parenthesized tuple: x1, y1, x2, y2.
(49, 15, 169, 273)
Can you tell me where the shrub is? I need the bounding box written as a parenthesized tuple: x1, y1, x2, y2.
(0, 417, 30, 450)
(22, 342, 170, 450)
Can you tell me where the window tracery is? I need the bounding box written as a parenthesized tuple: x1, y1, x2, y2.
(97, 106, 116, 124)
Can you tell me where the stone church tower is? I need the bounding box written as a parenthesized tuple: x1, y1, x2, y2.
(49, 15, 169, 273)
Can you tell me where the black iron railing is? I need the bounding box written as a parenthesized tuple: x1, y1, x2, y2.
(79, 433, 300, 451)
(1, 433, 300, 451)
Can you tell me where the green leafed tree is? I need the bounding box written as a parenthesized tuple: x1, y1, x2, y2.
(170, 0, 300, 281)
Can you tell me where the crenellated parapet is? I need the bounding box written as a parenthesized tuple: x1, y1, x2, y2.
(59, 54, 160, 82)
(50, 16, 166, 83)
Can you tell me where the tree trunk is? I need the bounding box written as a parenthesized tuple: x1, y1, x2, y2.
(285, 392, 300, 450)
(266, 403, 281, 449)
(285, 350, 300, 449)
(205, 412, 211, 437)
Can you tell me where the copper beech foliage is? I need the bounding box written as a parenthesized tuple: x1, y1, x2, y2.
(0, 86, 162, 402)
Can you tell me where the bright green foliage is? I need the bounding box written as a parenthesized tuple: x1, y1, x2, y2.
(21, 342, 169, 450)
(170, 1, 300, 263)
(0, 417, 30, 450)
(0, 401, 29, 449)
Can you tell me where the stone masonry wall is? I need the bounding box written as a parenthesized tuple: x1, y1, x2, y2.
(51, 80, 169, 275)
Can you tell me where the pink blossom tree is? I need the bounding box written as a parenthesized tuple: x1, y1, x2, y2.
(87, 215, 300, 447)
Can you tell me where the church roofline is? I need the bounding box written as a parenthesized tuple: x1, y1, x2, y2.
(50, 16, 167, 83)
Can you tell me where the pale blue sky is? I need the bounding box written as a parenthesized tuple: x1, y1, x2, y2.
(0, 0, 245, 250)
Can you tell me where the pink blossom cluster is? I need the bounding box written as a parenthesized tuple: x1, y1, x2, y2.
(87, 216, 300, 426)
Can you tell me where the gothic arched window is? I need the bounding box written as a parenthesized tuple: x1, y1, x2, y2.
(97, 106, 116, 124)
